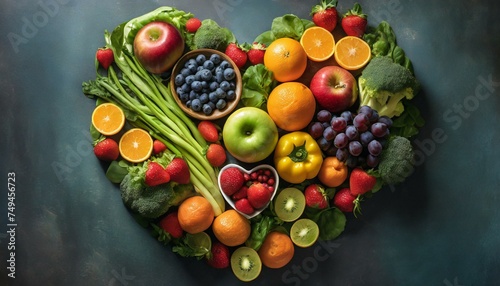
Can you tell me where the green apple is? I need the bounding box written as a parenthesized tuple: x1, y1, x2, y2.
(222, 107, 279, 163)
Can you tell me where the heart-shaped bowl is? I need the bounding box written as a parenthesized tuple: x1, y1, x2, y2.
(218, 163, 280, 219)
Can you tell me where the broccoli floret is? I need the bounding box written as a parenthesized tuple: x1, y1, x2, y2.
(358, 57, 419, 118)
(377, 136, 415, 185)
(192, 19, 234, 51)
(120, 173, 196, 219)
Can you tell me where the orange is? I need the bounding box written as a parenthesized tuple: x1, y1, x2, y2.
(263, 37, 308, 82)
(258, 231, 295, 269)
(300, 26, 335, 62)
(212, 209, 251, 247)
(317, 156, 348, 187)
(91, 102, 125, 136)
(177, 196, 215, 234)
(118, 128, 153, 163)
(267, 82, 316, 132)
(334, 36, 371, 70)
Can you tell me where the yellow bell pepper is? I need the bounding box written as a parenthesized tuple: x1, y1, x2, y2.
(274, 131, 324, 184)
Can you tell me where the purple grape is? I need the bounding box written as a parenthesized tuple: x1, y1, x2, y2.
(371, 122, 389, 138)
(369, 109, 379, 123)
(325, 145, 338, 156)
(360, 131, 375, 146)
(331, 117, 347, 132)
(334, 133, 348, 149)
(378, 116, 393, 128)
(308, 122, 325, 139)
(340, 110, 354, 124)
(346, 155, 358, 168)
(367, 140, 383, 156)
(345, 125, 359, 141)
(336, 148, 348, 162)
(317, 110, 332, 123)
(348, 141, 363, 156)
(322, 126, 337, 141)
(353, 113, 370, 132)
(366, 154, 380, 168)
(317, 137, 332, 151)
(358, 105, 374, 117)
(321, 122, 330, 129)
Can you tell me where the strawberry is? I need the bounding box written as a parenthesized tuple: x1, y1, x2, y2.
(197, 121, 220, 143)
(153, 139, 167, 155)
(158, 211, 184, 239)
(186, 17, 202, 33)
(304, 184, 328, 209)
(231, 185, 248, 201)
(219, 167, 245, 196)
(225, 43, 247, 69)
(206, 144, 226, 167)
(349, 168, 377, 196)
(341, 3, 368, 37)
(247, 183, 271, 209)
(96, 47, 114, 69)
(247, 42, 266, 65)
(145, 162, 171, 187)
(333, 187, 357, 213)
(310, 0, 339, 32)
(234, 198, 255, 215)
(207, 241, 230, 268)
(165, 157, 191, 184)
(93, 138, 119, 161)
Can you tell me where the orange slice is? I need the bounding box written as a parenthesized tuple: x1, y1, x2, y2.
(300, 26, 335, 62)
(91, 102, 125, 136)
(118, 128, 153, 163)
(334, 36, 371, 70)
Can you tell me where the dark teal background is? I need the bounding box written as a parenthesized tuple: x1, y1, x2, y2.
(1, 0, 499, 285)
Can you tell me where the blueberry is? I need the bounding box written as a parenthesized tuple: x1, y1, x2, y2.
(202, 103, 213, 115)
(207, 101, 216, 110)
(185, 100, 192, 108)
(209, 54, 221, 64)
(215, 71, 224, 83)
(199, 93, 209, 104)
(191, 98, 202, 112)
(200, 69, 213, 81)
(185, 75, 195, 85)
(219, 81, 231, 91)
(189, 90, 199, 100)
(186, 58, 197, 67)
(179, 92, 189, 102)
(216, 99, 227, 110)
(201, 81, 209, 90)
(180, 68, 191, 77)
(216, 88, 226, 99)
(187, 63, 197, 74)
(174, 74, 185, 86)
(220, 60, 230, 69)
(191, 81, 203, 92)
(226, 90, 236, 101)
(209, 92, 218, 103)
(223, 68, 235, 81)
(229, 81, 236, 90)
(203, 60, 215, 70)
(209, 81, 219, 91)
(181, 83, 190, 93)
(196, 54, 206, 65)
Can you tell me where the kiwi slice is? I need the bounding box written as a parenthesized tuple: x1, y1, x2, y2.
(290, 218, 319, 248)
(230, 246, 262, 282)
(274, 187, 306, 222)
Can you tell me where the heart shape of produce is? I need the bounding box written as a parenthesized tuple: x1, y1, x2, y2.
(218, 163, 279, 219)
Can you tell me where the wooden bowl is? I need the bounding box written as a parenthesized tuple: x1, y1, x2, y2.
(170, 49, 242, 121)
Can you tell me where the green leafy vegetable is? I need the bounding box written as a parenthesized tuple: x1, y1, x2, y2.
(307, 207, 346, 241)
(245, 214, 280, 251)
(240, 64, 277, 110)
(254, 14, 314, 46)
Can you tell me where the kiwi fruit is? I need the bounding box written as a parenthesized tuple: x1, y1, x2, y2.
(274, 187, 306, 222)
(230, 246, 262, 282)
(290, 218, 319, 248)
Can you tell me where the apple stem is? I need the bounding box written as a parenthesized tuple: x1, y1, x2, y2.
(334, 83, 346, 89)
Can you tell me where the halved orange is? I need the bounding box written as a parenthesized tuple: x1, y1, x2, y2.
(334, 36, 371, 70)
(118, 128, 153, 163)
(300, 26, 335, 62)
(91, 102, 125, 136)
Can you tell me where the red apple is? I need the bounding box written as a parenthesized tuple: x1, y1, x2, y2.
(309, 66, 358, 113)
(133, 21, 185, 74)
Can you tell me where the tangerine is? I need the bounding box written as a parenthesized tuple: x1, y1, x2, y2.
(118, 128, 153, 163)
(264, 38, 308, 82)
(266, 82, 316, 131)
(258, 231, 295, 269)
(177, 196, 215, 234)
(300, 26, 335, 62)
(212, 209, 251, 247)
(334, 36, 371, 70)
(91, 102, 125, 136)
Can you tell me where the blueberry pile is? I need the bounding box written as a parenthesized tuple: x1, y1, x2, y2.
(174, 53, 238, 116)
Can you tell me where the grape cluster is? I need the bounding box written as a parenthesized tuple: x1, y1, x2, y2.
(174, 53, 237, 115)
(308, 105, 393, 168)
